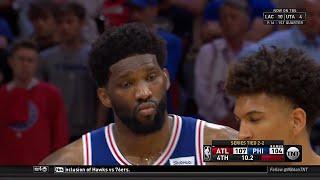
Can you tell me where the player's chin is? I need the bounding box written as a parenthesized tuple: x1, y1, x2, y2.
(136, 114, 157, 126)
(131, 118, 162, 135)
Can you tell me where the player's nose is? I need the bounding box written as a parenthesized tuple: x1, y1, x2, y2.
(135, 81, 152, 101)
(238, 121, 253, 140)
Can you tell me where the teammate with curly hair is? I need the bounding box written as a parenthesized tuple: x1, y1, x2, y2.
(226, 47, 320, 164)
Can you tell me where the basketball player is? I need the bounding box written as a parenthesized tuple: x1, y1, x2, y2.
(40, 23, 238, 165)
(225, 47, 320, 164)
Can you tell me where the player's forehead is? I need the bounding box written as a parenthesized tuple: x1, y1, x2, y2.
(234, 93, 285, 117)
(109, 54, 159, 78)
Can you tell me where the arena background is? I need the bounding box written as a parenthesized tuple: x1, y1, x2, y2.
(0, 0, 319, 165)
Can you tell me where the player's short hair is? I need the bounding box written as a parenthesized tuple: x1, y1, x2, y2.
(28, 1, 58, 21)
(10, 40, 39, 57)
(226, 47, 320, 132)
(56, 2, 86, 21)
(89, 23, 166, 87)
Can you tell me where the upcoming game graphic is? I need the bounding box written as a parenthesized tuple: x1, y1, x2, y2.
(263, 8, 306, 25)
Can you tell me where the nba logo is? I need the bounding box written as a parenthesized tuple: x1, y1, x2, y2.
(285, 145, 302, 162)
(203, 145, 212, 162)
(54, 167, 64, 173)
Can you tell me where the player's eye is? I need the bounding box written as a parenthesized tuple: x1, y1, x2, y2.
(121, 81, 132, 89)
(249, 118, 260, 123)
(146, 73, 157, 81)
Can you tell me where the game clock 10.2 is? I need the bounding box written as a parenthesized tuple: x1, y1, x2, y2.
(242, 155, 254, 161)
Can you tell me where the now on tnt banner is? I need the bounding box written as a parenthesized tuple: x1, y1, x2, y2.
(263, 8, 306, 25)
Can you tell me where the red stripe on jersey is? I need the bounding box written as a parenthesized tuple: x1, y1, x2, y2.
(85, 134, 89, 165)
(198, 121, 204, 165)
(157, 116, 179, 165)
(108, 126, 128, 165)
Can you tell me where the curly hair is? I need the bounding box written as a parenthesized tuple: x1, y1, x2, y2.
(89, 23, 166, 87)
(226, 47, 320, 131)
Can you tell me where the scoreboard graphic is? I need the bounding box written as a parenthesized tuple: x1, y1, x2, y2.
(263, 8, 306, 25)
(203, 140, 302, 162)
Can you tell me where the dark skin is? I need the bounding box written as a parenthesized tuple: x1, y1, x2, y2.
(40, 54, 238, 165)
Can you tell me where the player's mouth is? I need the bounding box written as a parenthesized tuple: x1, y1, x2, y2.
(137, 103, 156, 116)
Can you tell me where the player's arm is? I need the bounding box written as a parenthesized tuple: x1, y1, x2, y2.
(204, 122, 238, 145)
(39, 138, 83, 165)
(203, 122, 241, 165)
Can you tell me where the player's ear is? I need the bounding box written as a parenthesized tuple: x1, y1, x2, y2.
(97, 87, 112, 108)
(291, 107, 307, 135)
(162, 68, 170, 90)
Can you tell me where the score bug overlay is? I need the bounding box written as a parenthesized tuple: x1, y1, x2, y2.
(203, 140, 302, 162)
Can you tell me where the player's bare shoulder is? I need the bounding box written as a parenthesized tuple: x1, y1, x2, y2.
(203, 121, 238, 145)
(202, 121, 242, 165)
(39, 138, 83, 165)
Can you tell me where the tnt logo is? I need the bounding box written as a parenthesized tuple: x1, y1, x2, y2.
(203, 145, 212, 162)
(285, 145, 302, 162)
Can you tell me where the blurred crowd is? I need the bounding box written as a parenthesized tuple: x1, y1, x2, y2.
(0, 0, 319, 165)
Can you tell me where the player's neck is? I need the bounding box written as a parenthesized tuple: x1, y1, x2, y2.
(293, 132, 320, 165)
(113, 113, 172, 163)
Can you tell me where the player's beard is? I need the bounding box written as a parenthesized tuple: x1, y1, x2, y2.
(112, 95, 167, 135)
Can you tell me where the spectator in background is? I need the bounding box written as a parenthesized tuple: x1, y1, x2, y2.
(202, 0, 275, 43)
(27, 1, 60, 51)
(14, 0, 36, 39)
(0, 17, 14, 44)
(103, 0, 130, 27)
(157, 0, 206, 47)
(69, 0, 103, 43)
(239, 0, 320, 62)
(0, 40, 68, 165)
(128, 0, 183, 113)
(245, 0, 275, 41)
(0, 0, 20, 37)
(0, 17, 14, 85)
(195, 0, 252, 128)
(0, 49, 10, 85)
(39, 3, 98, 141)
